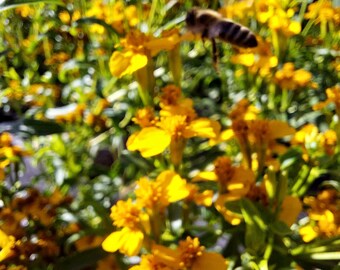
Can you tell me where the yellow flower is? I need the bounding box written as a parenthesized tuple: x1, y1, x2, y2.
(299, 189, 340, 242)
(219, 1, 254, 20)
(86, 0, 139, 34)
(159, 85, 197, 121)
(313, 85, 340, 116)
(185, 183, 214, 207)
(319, 130, 337, 156)
(255, 0, 301, 36)
(0, 230, 15, 262)
(231, 38, 278, 77)
(229, 98, 259, 121)
(0, 132, 31, 170)
(211, 99, 259, 145)
(15, 5, 36, 18)
(102, 199, 150, 256)
(109, 30, 181, 78)
(127, 115, 220, 165)
(247, 119, 295, 145)
(152, 237, 227, 270)
(193, 156, 255, 225)
(255, 0, 281, 24)
(291, 124, 336, 160)
(304, 1, 339, 24)
(132, 107, 158, 128)
(130, 254, 175, 270)
(274, 63, 312, 90)
(135, 171, 189, 213)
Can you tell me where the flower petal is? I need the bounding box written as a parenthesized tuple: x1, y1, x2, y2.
(109, 50, 147, 78)
(194, 252, 227, 270)
(127, 127, 171, 157)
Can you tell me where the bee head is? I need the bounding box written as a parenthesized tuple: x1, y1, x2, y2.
(186, 8, 198, 28)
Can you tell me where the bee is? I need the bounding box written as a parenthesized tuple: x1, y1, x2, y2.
(186, 8, 258, 69)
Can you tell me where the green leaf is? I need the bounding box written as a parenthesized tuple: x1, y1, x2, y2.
(54, 247, 107, 270)
(240, 198, 267, 254)
(0, 0, 64, 12)
(22, 119, 64, 135)
(225, 200, 242, 214)
(270, 220, 291, 236)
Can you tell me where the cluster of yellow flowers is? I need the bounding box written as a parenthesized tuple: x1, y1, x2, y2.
(1, 0, 339, 268)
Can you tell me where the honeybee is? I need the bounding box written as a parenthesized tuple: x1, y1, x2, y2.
(186, 8, 258, 69)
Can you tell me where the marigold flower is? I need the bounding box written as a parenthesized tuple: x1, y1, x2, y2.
(193, 156, 255, 225)
(219, 1, 254, 20)
(231, 39, 278, 77)
(229, 98, 259, 121)
(255, 0, 301, 36)
(299, 189, 340, 242)
(135, 171, 190, 213)
(127, 115, 220, 164)
(304, 1, 339, 24)
(291, 124, 336, 161)
(0, 132, 31, 172)
(185, 183, 214, 207)
(86, 0, 139, 34)
(109, 30, 181, 78)
(274, 63, 313, 90)
(159, 85, 197, 121)
(130, 254, 175, 270)
(102, 199, 150, 256)
(152, 237, 227, 270)
(132, 107, 158, 128)
(313, 85, 340, 116)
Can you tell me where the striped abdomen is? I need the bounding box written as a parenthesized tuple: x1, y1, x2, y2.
(208, 19, 258, 48)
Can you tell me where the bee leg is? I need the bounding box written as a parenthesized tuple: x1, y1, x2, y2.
(211, 38, 219, 72)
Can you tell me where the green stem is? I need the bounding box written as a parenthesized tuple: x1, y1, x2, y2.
(280, 88, 289, 114)
(291, 164, 312, 196)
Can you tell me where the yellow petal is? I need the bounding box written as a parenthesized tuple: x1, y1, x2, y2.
(299, 225, 318, 242)
(279, 196, 302, 227)
(232, 53, 255, 67)
(192, 171, 217, 182)
(188, 118, 221, 139)
(126, 127, 171, 157)
(268, 120, 295, 139)
(288, 21, 301, 35)
(109, 50, 147, 78)
(102, 231, 124, 253)
(152, 244, 180, 268)
(120, 229, 144, 256)
(157, 170, 189, 202)
(194, 252, 227, 270)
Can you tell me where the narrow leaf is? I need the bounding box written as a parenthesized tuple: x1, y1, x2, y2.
(22, 119, 64, 135)
(54, 247, 107, 270)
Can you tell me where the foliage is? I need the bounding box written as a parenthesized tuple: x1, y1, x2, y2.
(0, 0, 339, 269)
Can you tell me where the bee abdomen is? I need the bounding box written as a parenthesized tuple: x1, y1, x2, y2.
(210, 19, 258, 48)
